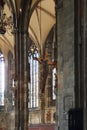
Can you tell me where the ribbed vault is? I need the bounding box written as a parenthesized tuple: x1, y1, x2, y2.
(0, 0, 55, 57)
(29, 0, 55, 51)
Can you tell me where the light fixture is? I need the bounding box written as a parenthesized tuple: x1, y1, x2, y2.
(0, 0, 13, 34)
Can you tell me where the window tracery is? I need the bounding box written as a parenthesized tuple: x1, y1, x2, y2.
(0, 50, 5, 106)
(28, 45, 39, 108)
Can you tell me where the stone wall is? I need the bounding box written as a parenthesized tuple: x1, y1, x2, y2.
(56, 0, 75, 130)
(29, 107, 56, 125)
(0, 111, 15, 130)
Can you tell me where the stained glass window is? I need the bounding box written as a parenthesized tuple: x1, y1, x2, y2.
(0, 51, 5, 106)
(52, 67, 56, 100)
(28, 50, 39, 108)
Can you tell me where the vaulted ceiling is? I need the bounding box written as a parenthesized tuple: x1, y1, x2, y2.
(0, 0, 55, 58)
(29, 0, 55, 51)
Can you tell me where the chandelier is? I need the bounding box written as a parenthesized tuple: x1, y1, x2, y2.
(0, 0, 13, 34)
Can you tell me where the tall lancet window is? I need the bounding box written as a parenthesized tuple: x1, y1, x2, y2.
(28, 45, 39, 108)
(0, 51, 5, 106)
(52, 67, 56, 100)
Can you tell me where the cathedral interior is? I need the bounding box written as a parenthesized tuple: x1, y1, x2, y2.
(0, 0, 86, 130)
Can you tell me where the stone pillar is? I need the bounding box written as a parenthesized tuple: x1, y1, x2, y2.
(55, 1, 58, 130)
(56, 0, 75, 130)
(40, 94, 45, 123)
(82, 0, 87, 129)
(15, 31, 28, 130)
(14, 30, 19, 130)
(39, 63, 46, 124)
(4, 59, 8, 110)
(74, 0, 87, 129)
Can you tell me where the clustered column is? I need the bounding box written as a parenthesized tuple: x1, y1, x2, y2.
(15, 31, 29, 130)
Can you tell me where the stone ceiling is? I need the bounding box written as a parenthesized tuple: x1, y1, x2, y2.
(29, 0, 55, 51)
(0, 0, 55, 58)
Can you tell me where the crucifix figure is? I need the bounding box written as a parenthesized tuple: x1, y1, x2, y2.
(33, 52, 56, 93)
